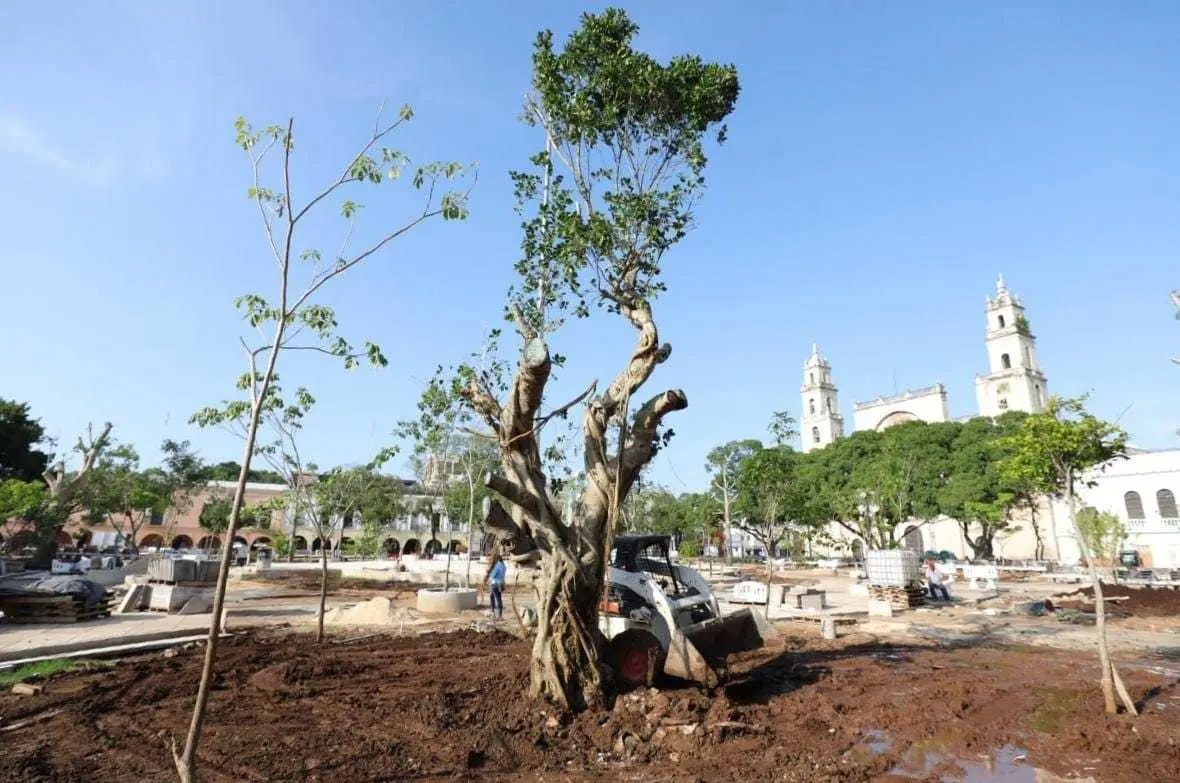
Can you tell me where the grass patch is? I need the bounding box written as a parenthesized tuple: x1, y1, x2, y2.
(1025, 688, 1082, 733)
(0, 658, 104, 687)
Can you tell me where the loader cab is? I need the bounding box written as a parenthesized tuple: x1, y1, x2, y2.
(611, 534, 694, 597)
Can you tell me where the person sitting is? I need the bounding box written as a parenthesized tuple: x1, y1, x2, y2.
(926, 559, 950, 602)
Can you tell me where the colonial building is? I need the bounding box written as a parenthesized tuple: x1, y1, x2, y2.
(76, 471, 480, 557)
(802, 276, 1180, 567)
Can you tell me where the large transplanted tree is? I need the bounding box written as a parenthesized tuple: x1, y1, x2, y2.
(442, 10, 738, 710)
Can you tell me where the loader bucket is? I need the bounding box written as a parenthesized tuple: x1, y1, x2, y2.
(663, 608, 766, 686)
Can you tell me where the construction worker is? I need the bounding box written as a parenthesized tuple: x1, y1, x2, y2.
(484, 552, 507, 620)
(926, 558, 950, 602)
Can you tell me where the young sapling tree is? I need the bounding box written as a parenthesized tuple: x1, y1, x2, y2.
(175, 108, 473, 782)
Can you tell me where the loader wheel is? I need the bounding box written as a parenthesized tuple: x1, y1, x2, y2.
(611, 630, 664, 689)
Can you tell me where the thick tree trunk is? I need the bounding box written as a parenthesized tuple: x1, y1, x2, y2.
(317, 543, 328, 643)
(529, 553, 608, 711)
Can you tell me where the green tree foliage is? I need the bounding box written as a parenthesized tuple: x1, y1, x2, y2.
(998, 397, 1126, 500)
(198, 499, 232, 536)
(934, 413, 1028, 559)
(767, 410, 797, 447)
(1075, 506, 1127, 575)
(0, 399, 50, 483)
(801, 429, 900, 550)
(200, 461, 286, 484)
(77, 439, 206, 547)
(633, 487, 714, 546)
(2, 423, 114, 566)
(734, 446, 816, 557)
(705, 440, 761, 561)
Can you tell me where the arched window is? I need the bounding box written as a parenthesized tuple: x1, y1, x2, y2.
(827, 396, 834, 412)
(1157, 489, 1178, 519)
(998, 315, 1006, 328)
(811, 426, 820, 443)
(1001, 353, 1011, 369)
(1124, 491, 1145, 519)
(808, 398, 816, 414)
(809, 372, 814, 385)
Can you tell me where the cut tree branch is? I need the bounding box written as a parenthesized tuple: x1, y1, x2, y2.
(506, 338, 552, 441)
(485, 471, 544, 520)
(619, 389, 687, 479)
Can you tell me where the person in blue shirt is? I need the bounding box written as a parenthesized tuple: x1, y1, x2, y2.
(484, 552, 507, 619)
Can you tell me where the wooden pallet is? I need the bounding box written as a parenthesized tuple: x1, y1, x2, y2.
(868, 583, 926, 610)
(0, 592, 115, 624)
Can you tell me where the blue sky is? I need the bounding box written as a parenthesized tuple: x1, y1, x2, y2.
(1, 1, 1177, 492)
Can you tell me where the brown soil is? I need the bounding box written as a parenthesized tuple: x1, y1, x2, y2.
(1, 628, 1177, 782)
(1059, 584, 1180, 618)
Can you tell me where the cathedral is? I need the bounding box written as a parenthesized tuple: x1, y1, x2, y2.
(791, 275, 1180, 569)
(799, 275, 1050, 452)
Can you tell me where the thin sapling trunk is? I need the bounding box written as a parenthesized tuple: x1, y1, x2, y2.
(177, 110, 472, 782)
(1069, 488, 1137, 715)
(318, 539, 329, 642)
(173, 360, 276, 782)
(464, 472, 476, 588)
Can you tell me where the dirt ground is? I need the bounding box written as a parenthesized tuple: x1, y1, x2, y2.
(2, 625, 1178, 783)
(1056, 584, 1180, 619)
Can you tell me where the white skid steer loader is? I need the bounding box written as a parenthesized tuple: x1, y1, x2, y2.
(599, 534, 769, 688)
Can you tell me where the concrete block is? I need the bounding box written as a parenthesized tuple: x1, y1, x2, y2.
(799, 591, 826, 611)
(117, 584, 150, 614)
(867, 599, 894, 618)
(849, 582, 869, 597)
(12, 682, 43, 695)
(148, 585, 211, 613)
(820, 617, 837, 640)
(176, 591, 214, 615)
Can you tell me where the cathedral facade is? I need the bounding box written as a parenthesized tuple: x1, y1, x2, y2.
(796, 277, 1180, 568)
(799, 275, 1048, 453)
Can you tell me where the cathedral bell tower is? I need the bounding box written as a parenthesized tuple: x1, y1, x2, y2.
(974, 275, 1049, 417)
(801, 344, 844, 453)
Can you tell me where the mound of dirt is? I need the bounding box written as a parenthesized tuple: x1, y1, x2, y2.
(322, 596, 419, 626)
(1062, 584, 1180, 618)
(0, 628, 1177, 782)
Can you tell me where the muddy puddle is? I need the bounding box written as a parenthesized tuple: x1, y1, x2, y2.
(856, 730, 1094, 782)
